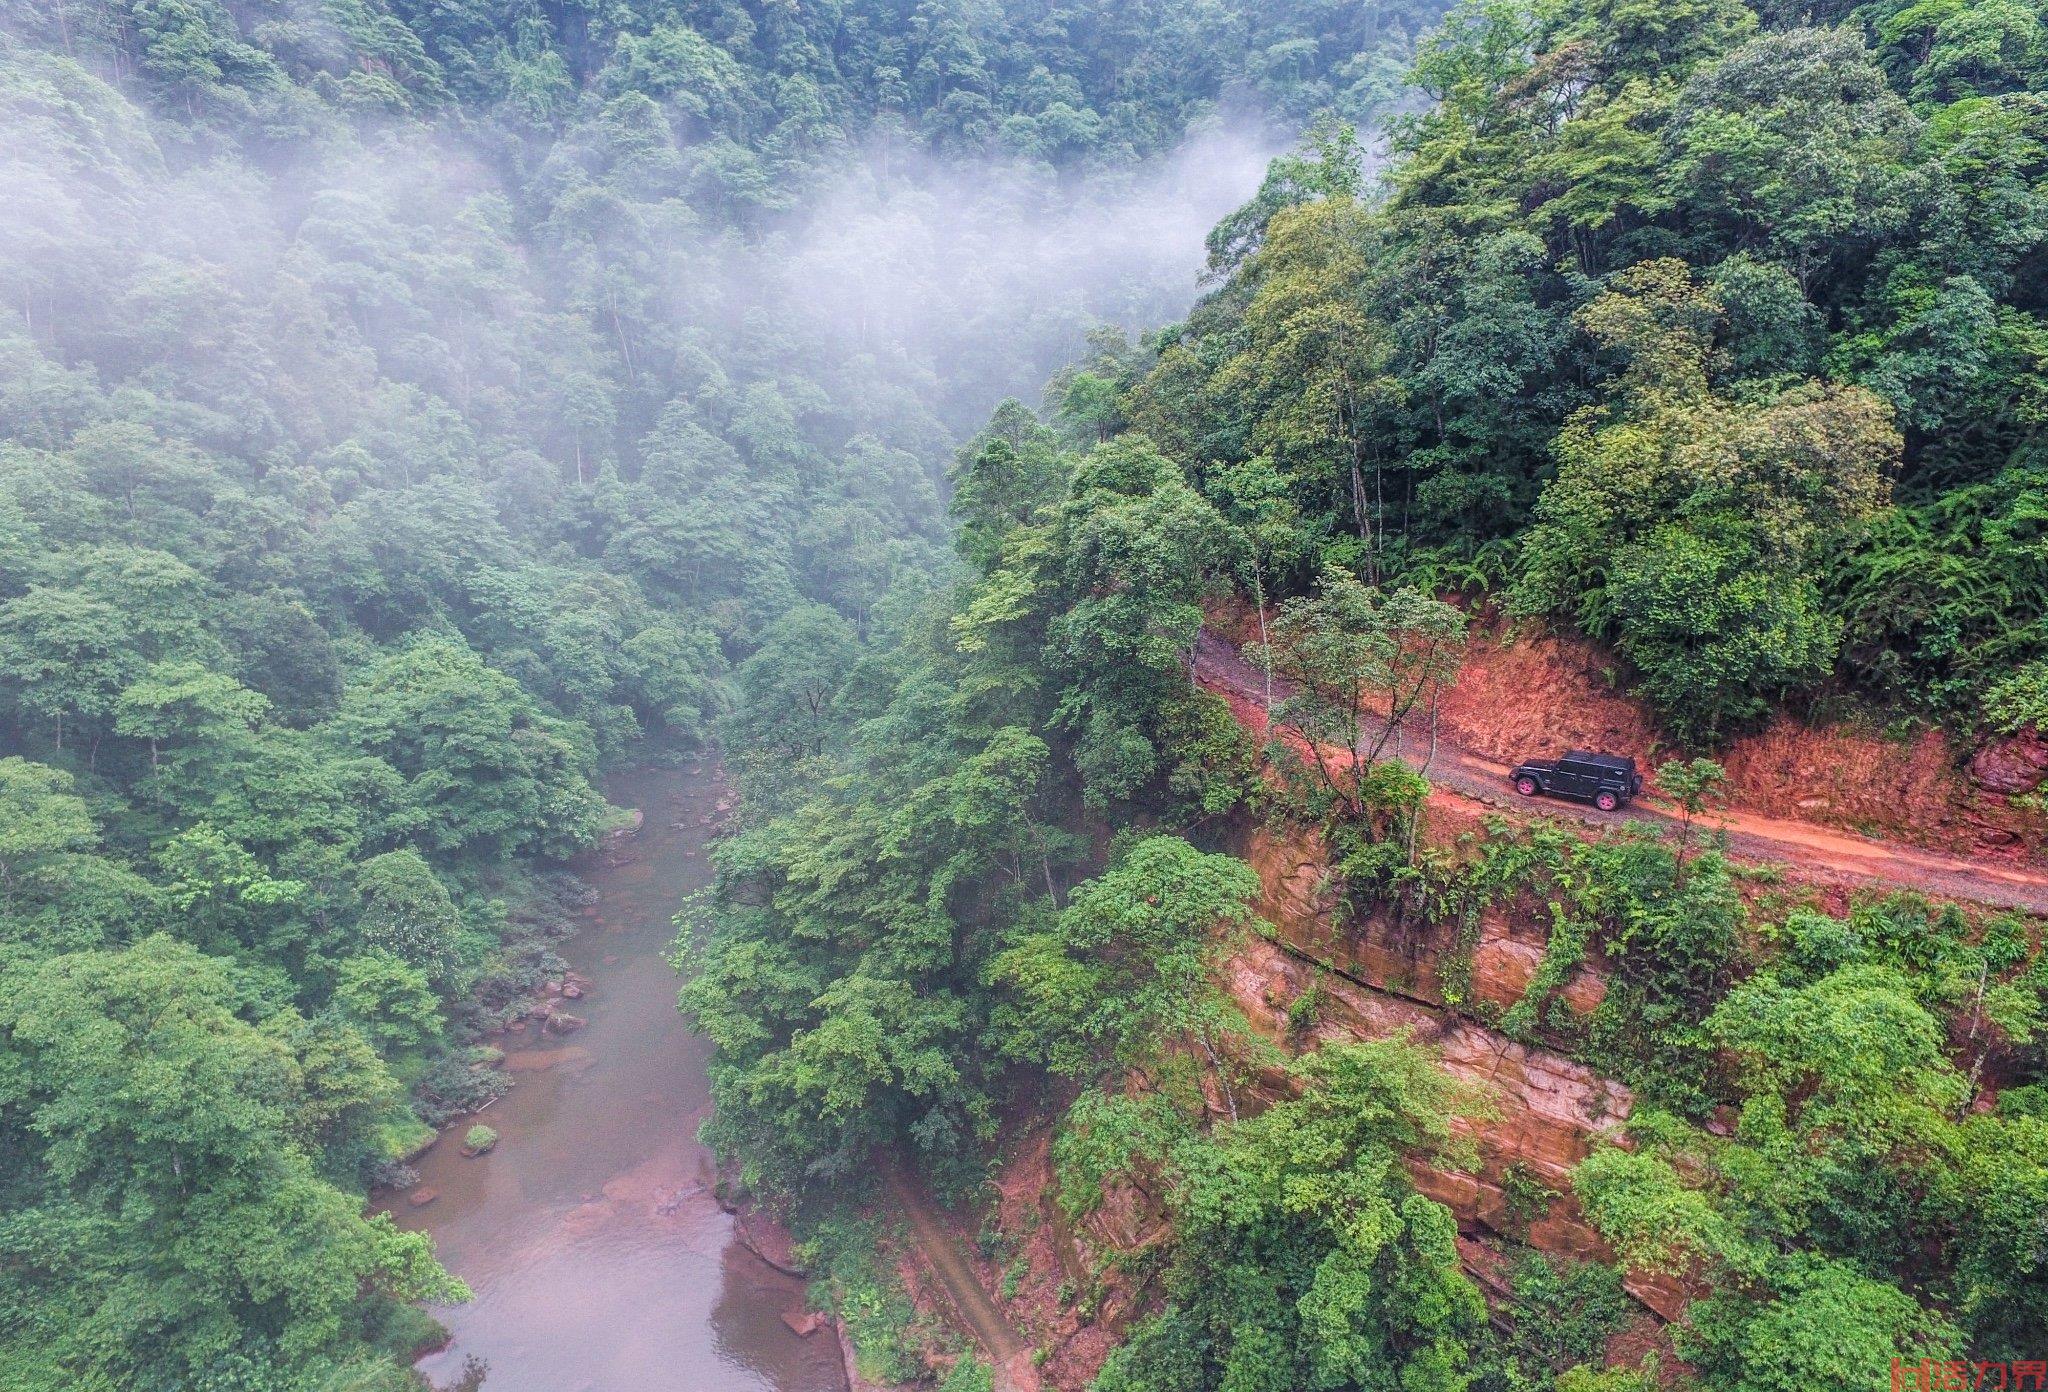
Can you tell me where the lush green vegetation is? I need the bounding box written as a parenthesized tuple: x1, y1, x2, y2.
(0, 2, 1455, 1389)
(685, 0, 2048, 1386)
(1105, 0, 2048, 740)
(1079, 1041, 1490, 1392)
(7, 0, 2048, 1388)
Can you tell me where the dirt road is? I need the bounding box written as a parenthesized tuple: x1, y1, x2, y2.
(885, 1167, 1040, 1392)
(1193, 630, 2048, 915)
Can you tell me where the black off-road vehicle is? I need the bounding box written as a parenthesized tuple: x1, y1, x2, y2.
(1509, 750, 1643, 813)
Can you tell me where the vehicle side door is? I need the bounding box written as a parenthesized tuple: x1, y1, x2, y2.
(1555, 760, 1596, 798)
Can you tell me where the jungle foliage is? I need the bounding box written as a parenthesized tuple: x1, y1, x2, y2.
(1097, 0, 2048, 739)
(0, 2, 1454, 1388)
(7, 0, 2048, 1388)
(688, 0, 2048, 1385)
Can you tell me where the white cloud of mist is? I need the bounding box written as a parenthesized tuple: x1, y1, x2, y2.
(701, 118, 1288, 436)
(2, 45, 1292, 486)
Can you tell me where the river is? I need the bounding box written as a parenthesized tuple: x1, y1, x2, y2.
(388, 759, 847, 1392)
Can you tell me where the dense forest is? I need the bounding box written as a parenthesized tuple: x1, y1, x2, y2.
(0, 3, 1450, 1390)
(5, 0, 2047, 1391)
(684, 0, 2048, 1388)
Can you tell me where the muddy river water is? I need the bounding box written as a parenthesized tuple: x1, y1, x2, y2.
(388, 760, 847, 1392)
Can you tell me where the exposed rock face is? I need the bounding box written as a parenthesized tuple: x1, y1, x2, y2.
(1242, 597, 2048, 860)
(735, 1204, 808, 1278)
(1225, 937, 1628, 1172)
(1243, 826, 1610, 1020)
(972, 1122, 1164, 1391)
(1971, 730, 2048, 796)
(713, 1163, 810, 1277)
(1227, 934, 1693, 1320)
(1231, 825, 1693, 1322)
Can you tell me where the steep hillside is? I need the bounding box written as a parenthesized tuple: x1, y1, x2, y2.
(691, 0, 2048, 1385)
(940, 777, 2046, 1388)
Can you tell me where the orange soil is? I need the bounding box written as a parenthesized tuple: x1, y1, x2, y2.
(1206, 595, 2048, 862)
(1437, 614, 2047, 860)
(1193, 624, 2048, 914)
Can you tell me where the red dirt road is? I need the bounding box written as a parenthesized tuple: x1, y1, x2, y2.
(885, 1166, 1040, 1392)
(1193, 630, 2048, 916)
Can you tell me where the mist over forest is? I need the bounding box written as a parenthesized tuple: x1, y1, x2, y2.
(766, 121, 1286, 423)
(0, 4, 1435, 1388)
(6, 2, 2048, 1392)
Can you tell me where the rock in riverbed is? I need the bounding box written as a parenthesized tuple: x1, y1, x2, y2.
(781, 1310, 828, 1338)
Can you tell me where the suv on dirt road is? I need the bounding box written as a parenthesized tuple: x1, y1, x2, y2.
(1510, 751, 1643, 812)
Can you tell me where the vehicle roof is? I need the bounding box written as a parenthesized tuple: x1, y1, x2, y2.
(1561, 750, 1637, 770)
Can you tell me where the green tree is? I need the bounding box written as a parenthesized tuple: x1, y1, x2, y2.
(724, 605, 859, 760)
(351, 849, 461, 977)
(1656, 755, 1729, 881)
(113, 659, 267, 772)
(0, 585, 137, 751)
(1095, 1040, 1487, 1392)
(332, 950, 443, 1052)
(0, 935, 464, 1389)
(988, 837, 1263, 1099)
(1249, 572, 1466, 824)
(328, 636, 609, 859)
(0, 758, 93, 901)
(1515, 261, 1897, 738)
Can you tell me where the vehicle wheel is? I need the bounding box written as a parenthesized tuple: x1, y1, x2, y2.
(1595, 790, 1619, 812)
(1514, 776, 1539, 797)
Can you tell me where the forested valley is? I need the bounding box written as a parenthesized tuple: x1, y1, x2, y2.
(2, 1, 2047, 1391)
(0, 2, 1440, 1388)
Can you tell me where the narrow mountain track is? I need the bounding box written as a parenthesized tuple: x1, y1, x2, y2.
(1193, 630, 2048, 915)
(884, 1166, 1040, 1392)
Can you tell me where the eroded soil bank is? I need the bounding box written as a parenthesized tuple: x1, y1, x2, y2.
(387, 760, 846, 1392)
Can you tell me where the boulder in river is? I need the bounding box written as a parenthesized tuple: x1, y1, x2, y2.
(547, 1012, 587, 1035)
(735, 1203, 808, 1276)
(408, 1187, 439, 1208)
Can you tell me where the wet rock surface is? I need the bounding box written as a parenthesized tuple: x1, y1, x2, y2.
(1231, 824, 1699, 1322)
(1971, 730, 2048, 795)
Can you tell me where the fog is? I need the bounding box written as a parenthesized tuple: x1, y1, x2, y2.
(2, 67, 1291, 560)
(5, 89, 1281, 455)
(750, 118, 1283, 432)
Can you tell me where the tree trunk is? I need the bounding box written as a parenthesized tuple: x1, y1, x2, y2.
(1195, 1021, 1238, 1124)
(1252, 565, 1273, 718)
